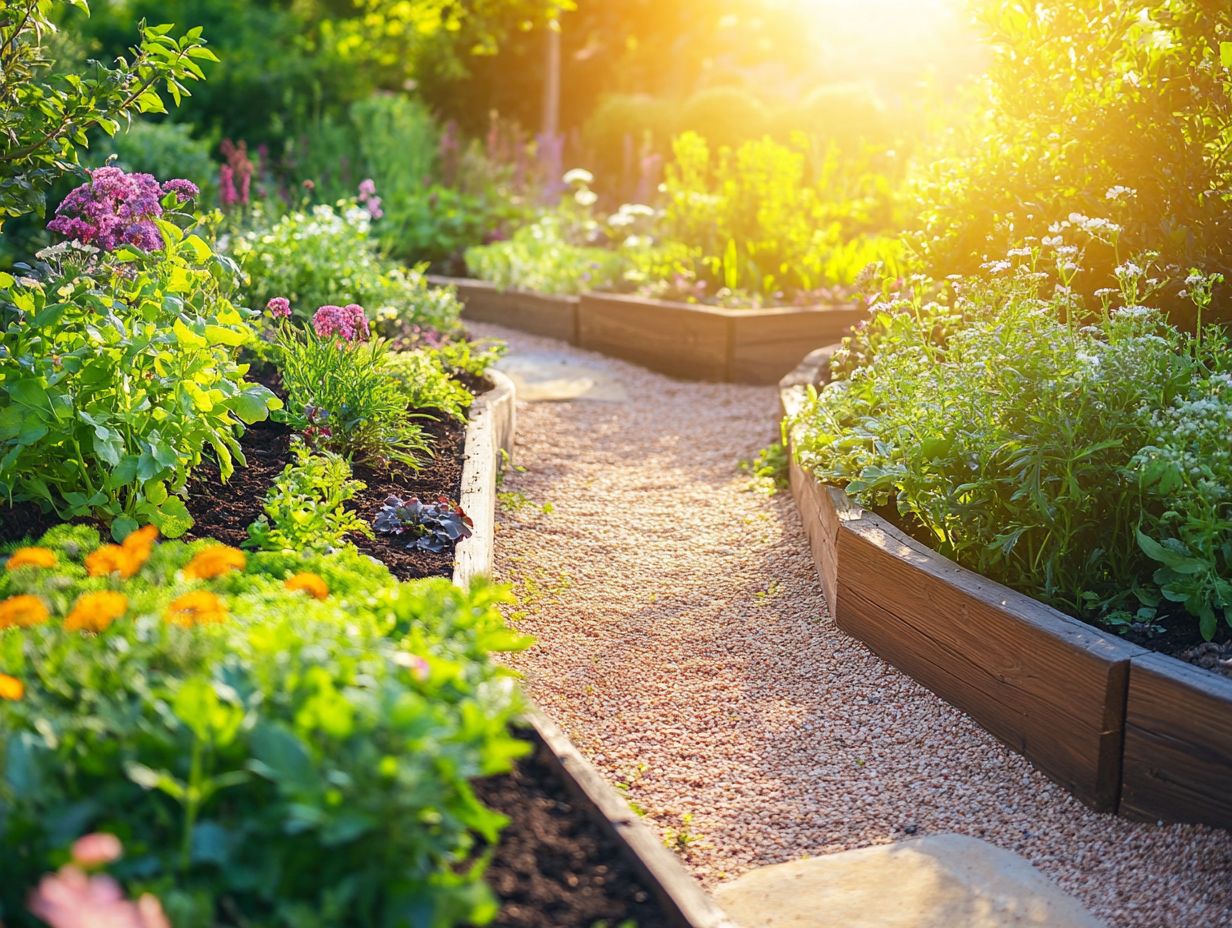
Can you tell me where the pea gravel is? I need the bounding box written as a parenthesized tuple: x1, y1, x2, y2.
(471, 322, 1232, 928)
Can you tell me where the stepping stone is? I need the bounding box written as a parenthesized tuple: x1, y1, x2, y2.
(496, 351, 627, 403)
(713, 834, 1107, 928)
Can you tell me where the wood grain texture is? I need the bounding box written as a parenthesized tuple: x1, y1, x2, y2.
(429, 276, 579, 343)
(833, 514, 1142, 810)
(1121, 653, 1232, 828)
(729, 305, 862, 384)
(526, 710, 739, 928)
(452, 370, 515, 588)
(577, 293, 730, 381)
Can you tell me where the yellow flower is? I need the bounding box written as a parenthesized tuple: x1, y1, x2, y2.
(0, 594, 49, 629)
(183, 546, 246, 580)
(164, 590, 227, 627)
(5, 547, 57, 571)
(284, 572, 329, 600)
(64, 591, 128, 633)
(0, 673, 23, 700)
(85, 544, 143, 579)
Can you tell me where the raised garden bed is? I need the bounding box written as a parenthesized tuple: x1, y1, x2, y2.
(429, 275, 579, 344)
(781, 346, 1232, 827)
(430, 275, 863, 384)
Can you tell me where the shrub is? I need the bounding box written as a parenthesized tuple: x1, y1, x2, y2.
(790, 240, 1230, 638)
(0, 172, 279, 538)
(232, 201, 462, 333)
(677, 87, 771, 151)
(382, 351, 477, 422)
(0, 525, 531, 927)
(909, 0, 1232, 309)
(245, 441, 374, 552)
(465, 216, 627, 296)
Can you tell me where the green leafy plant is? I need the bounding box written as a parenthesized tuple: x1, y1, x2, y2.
(233, 201, 462, 333)
(271, 316, 430, 471)
(0, 183, 279, 539)
(790, 238, 1228, 638)
(0, 524, 532, 927)
(382, 350, 476, 422)
(0, 1, 217, 228)
(246, 440, 373, 552)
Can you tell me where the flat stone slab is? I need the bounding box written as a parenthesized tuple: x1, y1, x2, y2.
(713, 834, 1107, 928)
(496, 351, 628, 403)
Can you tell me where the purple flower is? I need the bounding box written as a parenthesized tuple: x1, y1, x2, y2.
(312, 303, 369, 341)
(219, 164, 238, 208)
(160, 179, 199, 204)
(266, 297, 292, 318)
(46, 167, 169, 252)
(358, 178, 377, 201)
(365, 195, 383, 220)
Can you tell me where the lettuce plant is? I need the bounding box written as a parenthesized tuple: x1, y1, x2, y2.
(246, 441, 373, 552)
(0, 177, 280, 538)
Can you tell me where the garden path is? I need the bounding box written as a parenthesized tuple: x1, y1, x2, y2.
(470, 321, 1232, 928)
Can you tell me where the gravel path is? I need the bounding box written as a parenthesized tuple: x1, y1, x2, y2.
(473, 322, 1232, 928)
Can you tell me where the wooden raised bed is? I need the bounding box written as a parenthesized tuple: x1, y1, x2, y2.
(579, 291, 864, 385)
(1121, 654, 1232, 829)
(454, 373, 736, 927)
(781, 347, 1145, 813)
(429, 275, 579, 344)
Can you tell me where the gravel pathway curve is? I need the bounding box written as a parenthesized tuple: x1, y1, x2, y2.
(472, 322, 1232, 928)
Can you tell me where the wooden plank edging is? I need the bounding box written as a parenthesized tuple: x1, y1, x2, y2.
(451, 373, 736, 924)
(781, 347, 1146, 813)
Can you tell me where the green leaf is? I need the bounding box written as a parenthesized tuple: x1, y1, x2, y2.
(248, 723, 317, 795)
(152, 496, 193, 538)
(1222, 42, 1232, 68)
(173, 317, 207, 348)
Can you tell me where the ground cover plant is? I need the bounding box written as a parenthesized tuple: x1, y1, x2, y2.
(790, 233, 1232, 641)
(0, 524, 531, 928)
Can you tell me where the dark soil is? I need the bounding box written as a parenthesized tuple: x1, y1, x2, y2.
(183, 414, 466, 581)
(475, 739, 668, 928)
(0, 500, 70, 545)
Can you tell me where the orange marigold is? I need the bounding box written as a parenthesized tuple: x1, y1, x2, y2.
(183, 546, 246, 580)
(5, 547, 57, 571)
(284, 572, 329, 600)
(122, 525, 159, 558)
(0, 594, 49, 629)
(65, 590, 128, 633)
(85, 544, 143, 579)
(0, 673, 23, 700)
(165, 590, 227, 627)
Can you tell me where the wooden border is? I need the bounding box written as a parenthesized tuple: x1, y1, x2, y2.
(1121, 653, 1232, 828)
(579, 292, 864, 385)
(781, 348, 1146, 812)
(429, 275, 579, 344)
(451, 374, 735, 925)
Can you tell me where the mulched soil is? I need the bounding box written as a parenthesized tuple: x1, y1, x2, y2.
(475, 739, 668, 928)
(182, 414, 466, 581)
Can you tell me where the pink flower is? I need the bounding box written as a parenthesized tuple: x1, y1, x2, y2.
(312, 303, 369, 341)
(266, 297, 292, 318)
(160, 179, 199, 204)
(358, 178, 377, 200)
(46, 167, 170, 252)
(365, 195, 383, 220)
(28, 866, 169, 928)
(71, 833, 122, 867)
(219, 164, 238, 208)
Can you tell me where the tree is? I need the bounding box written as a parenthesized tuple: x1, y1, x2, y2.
(0, 0, 215, 229)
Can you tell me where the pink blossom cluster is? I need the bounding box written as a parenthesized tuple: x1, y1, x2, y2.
(27, 833, 170, 928)
(312, 303, 369, 341)
(46, 167, 198, 252)
(358, 178, 383, 220)
(266, 296, 292, 318)
(219, 139, 253, 209)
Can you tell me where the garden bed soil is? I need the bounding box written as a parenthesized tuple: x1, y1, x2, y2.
(476, 738, 669, 928)
(182, 413, 466, 581)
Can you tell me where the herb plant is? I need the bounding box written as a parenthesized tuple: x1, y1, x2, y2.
(246, 441, 374, 552)
(374, 495, 473, 553)
(0, 524, 531, 927)
(382, 351, 477, 422)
